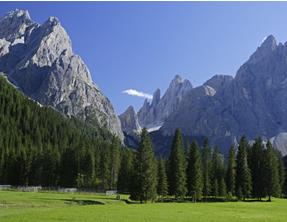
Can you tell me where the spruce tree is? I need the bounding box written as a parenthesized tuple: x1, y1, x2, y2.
(109, 137, 121, 189)
(264, 141, 281, 201)
(219, 177, 227, 197)
(187, 140, 203, 200)
(130, 128, 157, 203)
(117, 150, 134, 193)
(249, 137, 265, 200)
(211, 147, 220, 197)
(210, 147, 225, 198)
(157, 159, 168, 198)
(202, 138, 211, 198)
(236, 136, 252, 200)
(284, 156, 287, 197)
(168, 128, 187, 199)
(275, 150, 285, 197)
(226, 144, 236, 196)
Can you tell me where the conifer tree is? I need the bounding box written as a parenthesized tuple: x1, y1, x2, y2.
(130, 128, 157, 203)
(187, 140, 203, 200)
(202, 138, 211, 198)
(117, 150, 134, 193)
(236, 136, 252, 200)
(157, 159, 168, 198)
(219, 177, 227, 197)
(109, 137, 121, 189)
(264, 141, 281, 201)
(275, 150, 285, 197)
(211, 147, 220, 197)
(168, 128, 187, 199)
(249, 137, 265, 200)
(226, 144, 236, 196)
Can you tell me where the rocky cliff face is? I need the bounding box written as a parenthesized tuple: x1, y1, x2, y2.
(0, 9, 123, 140)
(270, 132, 287, 156)
(161, 35, 287, 154)
(119, 106, 141, 135)
(137, 75, 192, 129)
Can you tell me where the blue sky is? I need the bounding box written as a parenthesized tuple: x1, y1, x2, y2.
(1, 2, 287, 114)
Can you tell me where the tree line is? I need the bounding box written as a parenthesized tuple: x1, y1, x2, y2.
(128, 128, 286, 203)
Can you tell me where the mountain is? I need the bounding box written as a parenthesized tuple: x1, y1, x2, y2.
(160, 35, 287, 154)
(137, 75, 192, 129)
(118, 105, 141, 148)
(119, 105, 141, 135)
(0, 9, 123, 140)
(122, 35, 287, 155)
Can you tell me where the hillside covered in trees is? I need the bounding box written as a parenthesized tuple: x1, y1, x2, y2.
(0, 75, 127, 190)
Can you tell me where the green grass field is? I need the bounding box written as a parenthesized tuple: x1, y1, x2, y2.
(1, 190, 287, 222)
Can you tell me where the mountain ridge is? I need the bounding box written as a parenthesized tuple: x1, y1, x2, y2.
(0, 9, 124, 140)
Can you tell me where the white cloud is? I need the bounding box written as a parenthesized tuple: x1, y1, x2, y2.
(122, 89, 153, 99)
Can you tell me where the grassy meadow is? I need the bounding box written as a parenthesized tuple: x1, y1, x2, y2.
(0, 190, 287, 222)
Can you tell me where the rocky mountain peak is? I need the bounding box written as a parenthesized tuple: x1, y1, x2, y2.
(171, 74, 184, 84)
(169, 74, 192, 90)
(119, 105, 141, 134)
(0, 9, 35, 43)
(6, 9, 31, 22)
(151, 88, 161, 106)
(261, 35, 277, 49)
(137, 75, 193, 129)
(249, 35, 278, 63)
(204, 74, 233, 92)
(126, 105, 135, 112)
(0, 9, 124, 141)
(46, 16, 60, 26)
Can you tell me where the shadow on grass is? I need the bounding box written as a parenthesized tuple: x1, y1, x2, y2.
(64, 199, 105, 205)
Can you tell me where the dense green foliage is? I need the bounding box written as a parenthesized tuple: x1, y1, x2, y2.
(202, 138, 211, 197)
(226, 145, 236, 195)
(168, 129, 187, 198)
(157, 159, 168, 198)
(187, 140, 203, 200)
(0, 76, 124, 190)
(236, 136, 252, 200)
(130, 129, 157, 202)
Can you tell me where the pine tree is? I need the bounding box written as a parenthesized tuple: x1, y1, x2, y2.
(210, 147, 226, 198)
(202, 138, 211, 198)
(109, 137, 121, 189)
(226, 144, 236, 196)
(157, 159, 168, 198)
(236, 136, 252, 200)
(168, 128, 187, 199)
(187, 140, 203, 200)
(284, 156, 287, 197)
(117, 150, 134, 193)
(249, 137, 265, 200)
(219, 177, 227, 197)
(264, 141, 281, 201)
(130, 128, 157, 203)
(211, 147, 221, 197)
(99, 143, 111, 190)
(275, 150, 285, 197)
